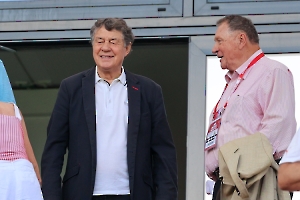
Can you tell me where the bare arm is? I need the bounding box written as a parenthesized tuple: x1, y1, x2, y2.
(278, 162, 300, 191)
(21, 111, 42, 186)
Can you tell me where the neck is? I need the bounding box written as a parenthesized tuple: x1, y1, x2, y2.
(244, 45, 260, 59)
(97, 68, 122, 84)
(233, 45, 260, 71)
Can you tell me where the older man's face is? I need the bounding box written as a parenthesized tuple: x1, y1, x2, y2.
(92, 27, 131, 74)
(212, 22, 241, 72)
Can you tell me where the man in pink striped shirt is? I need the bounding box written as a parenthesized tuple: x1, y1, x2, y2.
(205, 15, 296, 200)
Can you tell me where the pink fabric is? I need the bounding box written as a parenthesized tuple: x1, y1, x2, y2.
(205, 49, 297, 175)
(0, 114, 28, 161)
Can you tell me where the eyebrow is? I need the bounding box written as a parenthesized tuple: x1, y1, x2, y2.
(214, 36, 223, 41)
(95, 37, 119, 41)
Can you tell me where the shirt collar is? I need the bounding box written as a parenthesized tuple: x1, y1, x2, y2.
(95, 66, 126, 85)
(224, 49, 263, 83)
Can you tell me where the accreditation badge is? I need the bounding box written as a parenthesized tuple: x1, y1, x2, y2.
(205, 106, 225, 151)
(205, 118, 221, 151)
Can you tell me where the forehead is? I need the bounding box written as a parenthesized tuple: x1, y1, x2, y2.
(94, 26, 124, 39)
(214, 23, 232, 40)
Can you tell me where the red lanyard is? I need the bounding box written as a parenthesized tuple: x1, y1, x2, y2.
(212, 52, 264, 120)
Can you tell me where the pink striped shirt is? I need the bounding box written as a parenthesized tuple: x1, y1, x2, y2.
(0, 105, 28, 161)
(205, 49, 297, 175)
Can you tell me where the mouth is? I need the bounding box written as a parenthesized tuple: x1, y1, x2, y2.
(218, 56, 223, 62)
(100, 55, 114, 58)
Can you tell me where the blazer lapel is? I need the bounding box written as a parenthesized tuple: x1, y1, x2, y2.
(125, 70, 141, 191)
(82, 67, 97, 169)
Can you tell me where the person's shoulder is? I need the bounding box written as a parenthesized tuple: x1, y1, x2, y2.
(126, 70, 160, 87)
(0, 102, 14, 115)
(259, 56, 294, 78)
(63, 67, 94, 83)
(262, 56, 290, 71)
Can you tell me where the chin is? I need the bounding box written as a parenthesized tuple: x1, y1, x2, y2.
(97, 65, 112, 71)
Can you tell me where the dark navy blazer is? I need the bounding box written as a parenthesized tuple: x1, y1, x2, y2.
(41, 67, 178, 200)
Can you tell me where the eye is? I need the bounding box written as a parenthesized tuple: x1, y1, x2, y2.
(109, 40, 116, 45)
(96, 39, 104, 44)
(217, 39, 222, 44)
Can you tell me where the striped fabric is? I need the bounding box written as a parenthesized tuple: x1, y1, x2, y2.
(205, 50, 297, 175)
(0, 114, 28, 161)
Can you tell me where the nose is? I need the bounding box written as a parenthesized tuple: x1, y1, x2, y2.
(101, 41, 111, 51)
(212, 43, 218, 54)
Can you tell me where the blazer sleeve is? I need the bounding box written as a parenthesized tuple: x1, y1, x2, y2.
(41, 80, 70, 200)
(150, 85, 178, 200)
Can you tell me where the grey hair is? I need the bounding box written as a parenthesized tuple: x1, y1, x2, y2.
(217, 15, 259, 44)
(90, 18, 135, 47)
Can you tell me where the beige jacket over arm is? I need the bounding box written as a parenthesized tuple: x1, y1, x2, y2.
(218, 133, 290, 200)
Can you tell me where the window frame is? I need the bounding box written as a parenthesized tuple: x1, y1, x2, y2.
(187, 32, 300, 199)
(0, 0, 182, 21)
(194, 0, 300, 16)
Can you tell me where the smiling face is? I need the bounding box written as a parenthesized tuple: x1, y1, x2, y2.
(92, 26, 131, 75)
(212, 22, 242, 72)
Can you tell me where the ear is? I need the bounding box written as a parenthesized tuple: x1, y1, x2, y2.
(125, 43, 132, 56)
(238, 33, 247, 49)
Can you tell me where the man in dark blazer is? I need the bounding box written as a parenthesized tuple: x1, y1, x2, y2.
(41, 18, 178, 200)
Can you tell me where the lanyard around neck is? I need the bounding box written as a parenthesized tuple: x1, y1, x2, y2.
(213, 52, 264, 120)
